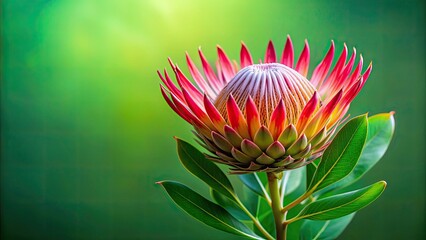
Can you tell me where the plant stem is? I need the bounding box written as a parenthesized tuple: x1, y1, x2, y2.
(281, 190, 312, 213)
(267, 172, 285, 240)
(234, 197, 274, 240)
(282, 222, 288, 240)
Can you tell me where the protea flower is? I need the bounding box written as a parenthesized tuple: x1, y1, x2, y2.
(159, 36, 371, 174)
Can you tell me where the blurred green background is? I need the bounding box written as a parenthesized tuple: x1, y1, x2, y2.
(1, 0, 424, 239)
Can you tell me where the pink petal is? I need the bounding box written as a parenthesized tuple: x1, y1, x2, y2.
(203, 95, 227, 135)
(215, 59, 225, 85)
(198, 48, 222, 92)
(227, 95, 250, 139)
(362, 62, 373, 83)
(245, 96, 261, 139)
(323, 44, 348, 87)
(185, 52, 216, 98)
(346, 55, 363, 88)
(157, 69, 184, 101)
(264, 40, 277, 63)
(296, 92, 319, 132)
(181, 89, 214, 129)
(160, 85, 191, 123)
(280, 35, 294, 68)
(327, 48, 357, 96)
(174, 66, 203, 103)
(295, 40, 310, 77)
(166, 86, 208, 131)
(310, 41, 335, 88)
(167, 57, 176, 69)
(305, 90, 343, 137)
(268, 99, 287, 140)
(217, 45, 236, 82)
(328, 80, 362, 127)
(342, 78, 363, 105)
(240, 42, 254, 68)
(321, 90, 343, 122)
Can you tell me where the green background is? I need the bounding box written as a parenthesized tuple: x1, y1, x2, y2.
(1, 0, 424, 239)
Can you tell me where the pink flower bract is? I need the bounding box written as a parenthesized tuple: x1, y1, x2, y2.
(159, 36, 371, 173)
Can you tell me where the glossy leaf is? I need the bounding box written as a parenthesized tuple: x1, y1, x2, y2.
(283, 167, 304, 195)
(255, 197, 275, 236)
(330, 113, 395, 189)
(239, 173, 268, 197)
(308, 115, 368, 192)
(177, 138, 235, 200)
(300, 213, 354, 240)
(306, 159, 319, 190)
(158, 181, 260, 239)
(296, 181, 386, 221)
(242, 185, 260, 216)
(211, 189, 250, 221)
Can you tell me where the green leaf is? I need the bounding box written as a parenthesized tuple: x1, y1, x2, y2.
(300, 213, 354, 240)
(176, 138, 235, 200)
(306, 159, 319, 190)
(296, 181, 386, 221)
(283, 167, 304, 195)
(308, 115, 368, 193)
(255, 197, 275, 236)
(242, 185, 260, 216)
(210, 189, 250, 221)
(239, 173, 268, 197)
(158, 181, 260, 239)
(332, 113, 395, 189)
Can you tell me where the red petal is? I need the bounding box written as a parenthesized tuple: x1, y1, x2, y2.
(174, 66, 203, 103)
(167, 86, 208, 130)
(319, 44, 350, 99)
(160, 85, 191, 123)
(240, 42, 253, 68)
(217, 45, 236, 82)
(323, 44, 348, 89)
(157, 69, 184, 101)
(227, 95, 250, 138)
(362, 62, 373, 83)
(203, 95, 227, 135)
(264, 40, 276, 63)
(198, 48, 222, 92)
(295, 40, 310, 77)
(215, 59, 225, 85)
(245, 96, 261, 139)
(296, 92, 319, 132)
(268, 99, 287, 140)
(167, 57, 176, 69)
(186, 52, 216, 97)
(321, 90, 343, 121)
(347, 55, 363, 88)
(181, 89, 214, 128)
(342, 78, 362, 105)
(328, 48, 357, 96)
(310, 41, 335, 87)
(327, 80, 362, 128)
(280, 35, 294, 68)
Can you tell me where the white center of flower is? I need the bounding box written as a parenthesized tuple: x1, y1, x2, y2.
(214, 63, 316, 124)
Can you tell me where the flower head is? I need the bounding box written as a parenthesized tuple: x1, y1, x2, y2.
(159, 36, 371, 173)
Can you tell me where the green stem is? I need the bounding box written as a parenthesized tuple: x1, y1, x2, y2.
(268, 172, 285, 240)
(282, 222, 288, 240)
(234, 197, 274, 240)
(281, 190, 312, 213)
